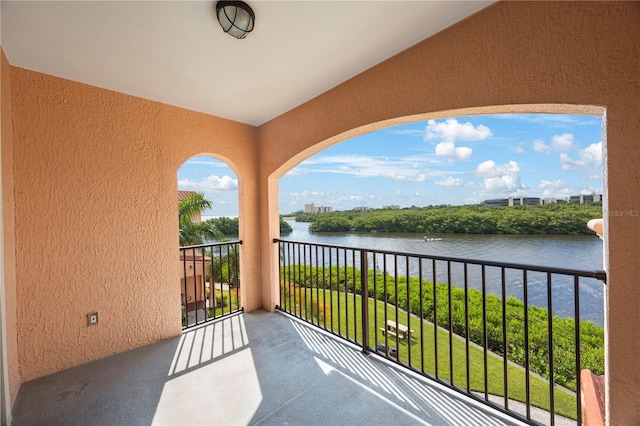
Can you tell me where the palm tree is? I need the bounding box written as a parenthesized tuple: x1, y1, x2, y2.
(178, 192, 221, 245)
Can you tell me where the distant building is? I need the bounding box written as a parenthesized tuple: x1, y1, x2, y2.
(483, 196, 544, 207)
(382, 205, 400, 210)
(517, 197, 543, 206)
(484, 194, 601, 207)
(484, 198, 509, 207)
(353, 206, 370, 211)
(304, 203, 332, 214)
(569, 193, 602, 204)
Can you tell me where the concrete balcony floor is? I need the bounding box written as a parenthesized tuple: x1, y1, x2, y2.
(12, 310, 526, 426)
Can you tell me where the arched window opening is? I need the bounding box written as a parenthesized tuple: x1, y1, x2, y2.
(177, 156, 241, 328)
(276, 113, 605, 422)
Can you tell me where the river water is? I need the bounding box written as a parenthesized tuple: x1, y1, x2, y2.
(283, 221, 605, 326)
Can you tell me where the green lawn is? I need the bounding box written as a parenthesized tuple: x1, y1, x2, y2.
(282, 286, 577, 420)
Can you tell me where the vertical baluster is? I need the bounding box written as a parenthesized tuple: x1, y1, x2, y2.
(406, 255, 411, 368)
(575, 275, 582, 426)
(331, 248, 335, 333)
(201, 247, 207, 322)
(394, 254, 400, 363)
(226, 244, 231, 317)
(218, 245, 224, 317)
(464, 262, 470, 393)
(373, 252, 378, 352)
(322, 246, 327, 330)
(344, 249, 349, 340)
(448, 261, 453, 385)
(297, 243, 302, 318)
(383, 254, 389, 357)
(181, 248, 188, 328)
(315, 245, 320, 326)
(361, 250, 369, 353)
(303, 243, 308, 321)
(337, 248, 342, 336)
(433, 259, 438, 379)
(214, 245, 218, 319)
(278, 242, 283, 308)
(502, 267, 509, 411)
(547, 272, 555, 426)
(524, 270, 531, 420)
(235, 242, 240, 312)
(287, 242, 293, 314)
(192, 248, 199, 323)
(482, 265, 489, 401)
(353, 249, 358, 342)
(419, 257, 424, 374)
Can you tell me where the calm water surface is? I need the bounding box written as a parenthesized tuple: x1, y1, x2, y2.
(284, 221, 605, 326)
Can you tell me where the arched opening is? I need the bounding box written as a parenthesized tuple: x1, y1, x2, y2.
(271, 107, 606, 422)
(177, 155, 241, 328)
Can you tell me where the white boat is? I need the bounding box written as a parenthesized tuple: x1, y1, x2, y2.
(424, 236, 442, 241)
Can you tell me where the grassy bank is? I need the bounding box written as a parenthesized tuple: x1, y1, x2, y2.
(282, 285, 579, 419)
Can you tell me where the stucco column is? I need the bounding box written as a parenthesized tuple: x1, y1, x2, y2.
(604, 107, 640, 425)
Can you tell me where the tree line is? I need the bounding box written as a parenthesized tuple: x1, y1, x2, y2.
(296, 202, 603, 235)
(179, 192, 292, 246)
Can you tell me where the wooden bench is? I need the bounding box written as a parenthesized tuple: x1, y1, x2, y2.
(381, 320, 413, 340)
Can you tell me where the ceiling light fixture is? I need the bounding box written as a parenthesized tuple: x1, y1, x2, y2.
(216, 1, 255, 40)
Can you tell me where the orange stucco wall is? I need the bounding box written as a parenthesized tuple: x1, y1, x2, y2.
(1, 48, 19, 408)
(8, 66, 259, 382)
(258, 2, 639, 424)
(1, 1, 639, 424)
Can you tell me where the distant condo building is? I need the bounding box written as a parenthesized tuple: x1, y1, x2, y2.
(304, 203, 333, 214)
(484, 197, 543, 207)
(382, 205, 400, 210)
(569, 193, 602, 203)
(353, 206, 371, 211)
(484, 193, 601, 207)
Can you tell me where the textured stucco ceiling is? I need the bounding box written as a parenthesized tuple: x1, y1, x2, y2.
(1, 1, 493, 125)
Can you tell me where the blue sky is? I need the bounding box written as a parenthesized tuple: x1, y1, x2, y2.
(177, 114, 603, 217)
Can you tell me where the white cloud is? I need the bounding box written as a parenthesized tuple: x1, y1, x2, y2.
(424, 118, 492, 143)
(579, 142, 603, 165)
(476, 160, 522, 193)
(178, 174, 238, 191)
(297, 154, 432, 182)
(538, 179, 573, 198)
(511, 145, 525, 154)
(551, 133, 575, 151)
(425, 119, 490, 162)
(435, 142, 472, 162)
(288, 190, 325, 201)
(435, 176, 465, 187)
(560, 142, 602, 173)
(532, 139, 552, 154)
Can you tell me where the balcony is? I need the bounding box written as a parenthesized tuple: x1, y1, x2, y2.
(274, 240, 606, 425)
(12, 310, 532, 425)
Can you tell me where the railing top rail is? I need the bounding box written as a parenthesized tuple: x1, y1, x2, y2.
(180, 240, 242, 250)
(273, 238, 606, 282)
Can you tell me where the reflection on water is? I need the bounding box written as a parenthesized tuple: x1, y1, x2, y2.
(284, 221, 605, 326)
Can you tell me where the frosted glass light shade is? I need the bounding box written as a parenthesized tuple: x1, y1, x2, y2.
(216, 1, 255, 39)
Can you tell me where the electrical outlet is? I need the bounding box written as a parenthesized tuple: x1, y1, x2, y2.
(88, 312, 99, 326)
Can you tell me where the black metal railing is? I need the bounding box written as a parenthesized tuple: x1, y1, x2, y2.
(274, 238, 606, 425)
(180, 241, 242, 330)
